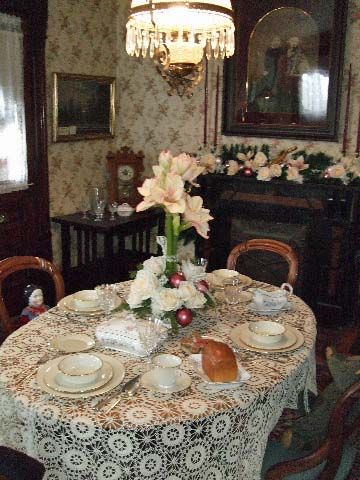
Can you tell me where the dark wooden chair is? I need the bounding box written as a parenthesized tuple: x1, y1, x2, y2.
(0, 256, 65, 337)
(226, 238, 299, 287)
(0, 446, 45, 479)
(262, 378, 360, 479)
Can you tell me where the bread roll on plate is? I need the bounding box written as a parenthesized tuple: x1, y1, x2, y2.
(202, 340, 238, 382)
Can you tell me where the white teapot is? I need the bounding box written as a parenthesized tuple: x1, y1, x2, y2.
(253, 283, 293, 311)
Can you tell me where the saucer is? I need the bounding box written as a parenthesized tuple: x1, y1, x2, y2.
(37, 353, 125, 398)
(44, 359, 113, 393)
(248, 301, 293, 316)
(141, 369, 191, 393)
(58, 294, 122, 315)
(241, 323, 296, 350)
(49, 334, 95, 353)
(188, 354, 251, 386)
(230, 324, 304, 354)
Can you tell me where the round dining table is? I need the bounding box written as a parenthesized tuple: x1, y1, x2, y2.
(0, 281, 317, 480)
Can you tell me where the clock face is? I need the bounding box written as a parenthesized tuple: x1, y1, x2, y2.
(117, 165, 135, 183)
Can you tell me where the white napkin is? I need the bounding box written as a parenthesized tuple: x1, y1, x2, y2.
(95, 313, 167, 357)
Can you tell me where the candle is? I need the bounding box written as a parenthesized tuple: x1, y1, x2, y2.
(214, 66, 220, 148)
(203, 58, 209, 147)
(342, 64, 352, 156)
(356, 107, 360, 157)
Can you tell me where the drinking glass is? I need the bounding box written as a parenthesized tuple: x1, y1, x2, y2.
(95, 284, 117, 314)
(108, 202, 118, 220)
(89, 187, 106, 218)
(94, 200, 106, 222)
(224, 278, 242, 305)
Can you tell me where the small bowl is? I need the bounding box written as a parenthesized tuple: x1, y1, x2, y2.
(212, 269, 239, 285)
(72, 290, 99, 310)
(117, 203, 135, 217)
(248, 320, 285, 345)
(58, 353, 103, 385)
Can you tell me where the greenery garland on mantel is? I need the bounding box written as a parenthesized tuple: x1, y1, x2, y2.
(197, 143, 360, 186)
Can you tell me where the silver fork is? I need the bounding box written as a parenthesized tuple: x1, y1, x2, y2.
(12, 353, 53, 385)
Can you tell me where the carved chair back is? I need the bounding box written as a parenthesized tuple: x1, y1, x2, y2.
(0, 256, 65, 336)
(226, 238, 299, 287)
(265, 378, 360, 479)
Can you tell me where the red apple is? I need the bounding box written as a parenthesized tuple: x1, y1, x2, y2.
(169, 272, 186, 288)
(176, 308, 193, 327)
(196, 280, 209, 293)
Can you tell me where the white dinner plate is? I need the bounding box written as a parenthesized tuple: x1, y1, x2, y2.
(141, 369, 191, 394)
(207, 272, 253, 289)
(43, 359, 113, 393)
(57, 294, 122, 315)
(188, 354, 251, 386)
(49, 334, 95, 353)
(230, 324, 304, 354)
(37, 353, 125, 398)
(248, 301, 293, 316)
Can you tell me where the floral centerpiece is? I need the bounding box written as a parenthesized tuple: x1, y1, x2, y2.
(121, 150, 214, 332)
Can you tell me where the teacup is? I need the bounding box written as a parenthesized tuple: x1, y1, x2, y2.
(72, 290, 99, 310)
(253, 283, 293, 311)
(58, 353, 103, 385)
(152, 354, 182, 388)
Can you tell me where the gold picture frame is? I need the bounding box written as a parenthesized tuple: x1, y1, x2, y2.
(53, 73, 115, 142)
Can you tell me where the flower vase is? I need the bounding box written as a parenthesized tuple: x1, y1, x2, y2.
(165, 213, 179, 276)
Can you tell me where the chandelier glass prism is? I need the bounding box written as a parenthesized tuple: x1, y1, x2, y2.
(126, 0, 235, 97)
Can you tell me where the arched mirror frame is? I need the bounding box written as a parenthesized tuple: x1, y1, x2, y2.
(0, 0, 51, 259)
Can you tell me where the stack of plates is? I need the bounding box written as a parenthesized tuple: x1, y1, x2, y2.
(36, 352, 125, 398)
(230, 323, 304, 353)
(57, 293, 122, 316)
(206, 270, 252, 290)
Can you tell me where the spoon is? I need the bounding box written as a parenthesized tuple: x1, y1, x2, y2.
(95, 374, 142, 412)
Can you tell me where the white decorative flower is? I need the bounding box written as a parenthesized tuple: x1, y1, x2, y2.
(287, 155, 309, 171)
(327, 164, 347, 180)
(181, 260, 206, 282)
(287, 166, 304, 183)
(185, 290, 207, 309)
(253, 152, 268, 167)
(127, 290, 144, 309)
(128, 269, 159, 303)
(269, 164, 282, 178)
(257, 166, 271, 181)
(199, 154, 217, 174)
(183, 195, 213, 239)
(177, 281, 199, 302)
(151, 288, 182, 313)
(171, 153, 204, 185)
(227, 160, 240, 176)
(142, 256, 166, 276)
(236, 152, 247, 161)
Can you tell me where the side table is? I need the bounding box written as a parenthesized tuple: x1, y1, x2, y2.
(52, 209, 164, 292)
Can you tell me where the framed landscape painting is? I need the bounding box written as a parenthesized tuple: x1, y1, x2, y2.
(223, 0, 348, 140)
(53, 73, 115, 142)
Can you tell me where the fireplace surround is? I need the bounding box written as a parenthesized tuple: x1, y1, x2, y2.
(199, 175, 360, 326)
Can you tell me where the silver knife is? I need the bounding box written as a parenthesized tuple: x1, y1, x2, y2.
(95, 374, 141, 412)
(104, 374, 142, 414)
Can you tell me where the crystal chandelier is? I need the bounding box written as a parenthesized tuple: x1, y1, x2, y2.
(126, 0, 235, 97)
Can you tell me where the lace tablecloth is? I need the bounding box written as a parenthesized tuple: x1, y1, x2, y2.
(0, 281, 317, 480)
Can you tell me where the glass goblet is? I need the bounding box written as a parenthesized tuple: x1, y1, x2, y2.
(137, 317, 165, 368)
(108, 202, 118, 220)
(94, 199, 106, 222)
(95, 284, 117, 314)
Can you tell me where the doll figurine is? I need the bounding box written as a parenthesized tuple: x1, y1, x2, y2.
(19, 284, 49, 326)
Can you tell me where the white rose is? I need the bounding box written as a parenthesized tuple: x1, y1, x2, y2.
(185, 290, 207, 309)
(129, 269, 159, 302)
(236, 152, 247, 161)
(142, 256, 166, 276)
(287, 166, 303, 183)
(269, 164, 282, 178)
(257, 166, 271, 181)
(177, 281, 198, 302)
(227, 160, 240, 176)
(253, 152, 268, 167)
(127, 291, 143, 309)
(151, 287, 182, 312)
(327, 164, 346, 178)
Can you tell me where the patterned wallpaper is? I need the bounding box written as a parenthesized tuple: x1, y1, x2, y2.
(46, 0, 360, 264)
